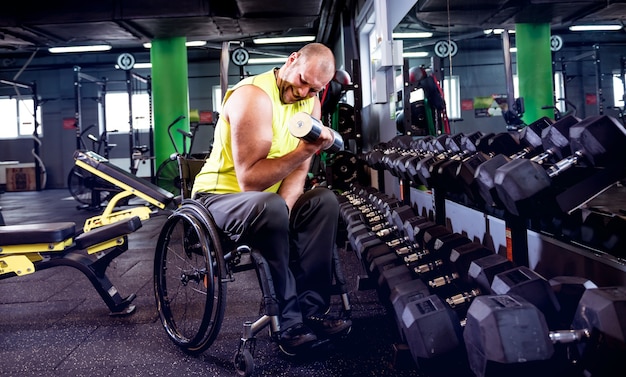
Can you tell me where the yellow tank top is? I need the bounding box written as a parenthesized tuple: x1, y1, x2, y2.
(192, 69, 315, 195)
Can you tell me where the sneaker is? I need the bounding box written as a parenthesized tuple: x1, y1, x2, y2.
(305, 313, 352, 337)
(278, 323, 318, 354)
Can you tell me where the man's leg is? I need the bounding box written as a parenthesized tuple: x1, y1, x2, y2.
(289, 187, 351, 336)
(196, 192, 317, 350)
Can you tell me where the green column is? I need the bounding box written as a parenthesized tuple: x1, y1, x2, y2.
(515, 23, 554, 123)
(150, 37, 190, 168)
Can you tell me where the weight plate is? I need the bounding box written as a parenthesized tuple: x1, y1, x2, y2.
(329, 151, 363, 190)
(337, 103, 356, 139)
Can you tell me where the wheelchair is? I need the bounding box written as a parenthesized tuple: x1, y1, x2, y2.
(153, 156, 352, 376)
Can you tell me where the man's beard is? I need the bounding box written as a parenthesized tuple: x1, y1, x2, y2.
(278, 82, 302, 104)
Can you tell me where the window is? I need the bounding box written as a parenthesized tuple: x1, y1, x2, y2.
(104, 92, 151, 132)
(212, 86, 223, 113)
(0, 97, 41, 139)
(443, 75, 461, 120)
(613, 74, 625, 108)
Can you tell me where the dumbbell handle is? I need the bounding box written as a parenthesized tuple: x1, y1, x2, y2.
(546, 150, 583, 178)
(549, 328, 590, 343)
(288, 112, 344, 153)
(530, 149, 555, 165)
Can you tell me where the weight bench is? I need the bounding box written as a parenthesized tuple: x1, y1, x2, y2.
(0, 215, 143, 315)
(153, 155, 352, 376)
(73, 150, 175, 231)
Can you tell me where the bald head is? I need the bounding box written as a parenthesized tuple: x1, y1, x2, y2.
(297, 43, 336, 82)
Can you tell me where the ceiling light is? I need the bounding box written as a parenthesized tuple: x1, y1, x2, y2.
(143, 41, 207, 48)
(185, 41, 207, 47)
(484, 29, 515, 35)
(569, 24, 623, 31)
(392, 32, 433, 39)
(253, 36, 315, 44)
(403, 52, 429, 58)
(48, 45, 112, 53)
(248, 57, 288, 65)
(115, 62, 152, 69)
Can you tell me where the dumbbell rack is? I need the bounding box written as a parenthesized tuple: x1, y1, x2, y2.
(336, 184, 626, 377)
(360, 123, 626, 288)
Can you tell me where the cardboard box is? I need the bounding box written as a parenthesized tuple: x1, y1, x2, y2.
(6, 167, 36, 191)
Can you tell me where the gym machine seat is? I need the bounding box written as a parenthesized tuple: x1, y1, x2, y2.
(0, 215, 143, 315)
(73, 150, 175, 231)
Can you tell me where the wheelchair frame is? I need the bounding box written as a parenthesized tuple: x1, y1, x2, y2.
(152, 155, 352, 376)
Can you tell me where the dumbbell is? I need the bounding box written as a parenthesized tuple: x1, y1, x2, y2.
(362, 142, 389, 170)
(429, 131, 486, 191)
(397, 254, 516, 373)
(366, 216, 437, 280)
(463, 286, 626, 377)
(393, 137, 436, 180)
(493, 115, 626, 216)
(473, 115, 577, 208)
(548, 275, 597, 330)
(400, 294, 470, 374)
(408, 242, 493, 306)
(288, 112, 344, 152)
(529, 114, 580, 165)
(375, 226, 457, 300)
(472, 116, 554, 208)
(380, 235, 487, 306)
(490, 265, 561, 329)
(349, 205, 422, 266)
(412, 132, 489, 189)
(407, 133, 471, 187)
(467, 253, 515, 294)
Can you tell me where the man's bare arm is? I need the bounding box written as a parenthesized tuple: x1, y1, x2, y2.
(225, 85, 331, 192)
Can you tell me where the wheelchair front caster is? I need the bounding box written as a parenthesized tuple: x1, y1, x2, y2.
(233, 349, 254, 376)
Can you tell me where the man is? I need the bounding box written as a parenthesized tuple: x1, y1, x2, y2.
(192, 42, 351, 354)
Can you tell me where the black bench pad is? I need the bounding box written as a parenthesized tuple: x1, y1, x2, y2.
(75, 216, 142, 250)
(0, 222, 76, 245)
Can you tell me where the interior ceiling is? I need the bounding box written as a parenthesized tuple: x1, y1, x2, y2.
(0, 0, 625, 59)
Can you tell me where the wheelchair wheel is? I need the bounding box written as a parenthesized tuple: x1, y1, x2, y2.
(67, 166, 110, 205)
(154, 202, 227, 354)
(156, 158, 182, 196)
(233, 349, 254, 376)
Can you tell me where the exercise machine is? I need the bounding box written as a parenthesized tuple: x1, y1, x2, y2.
(1, 147, 177, 314)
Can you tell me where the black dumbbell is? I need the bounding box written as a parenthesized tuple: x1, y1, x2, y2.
(548, 275, 597, 330)
(396, 253, 522, 369)
(529, 114, 580, 165)
(400, 294, 470, 374)
(376, 227, 460, 300)
(493, 115, 626, 216)
(472, 116, 555, 208)
(389, 278, 430, 341)
(408, 133, 474, 187)
(464, 286, 626, 377)
(432, 131, 486, 192)
(490, 265, 561, 329)
(467, 253, 515, 293)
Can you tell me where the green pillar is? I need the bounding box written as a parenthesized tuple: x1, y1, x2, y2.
(150, 37, 190, 168)
(515, 23, 554, 123)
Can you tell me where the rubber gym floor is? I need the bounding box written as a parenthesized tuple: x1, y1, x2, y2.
(0, 188, 449, 377)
